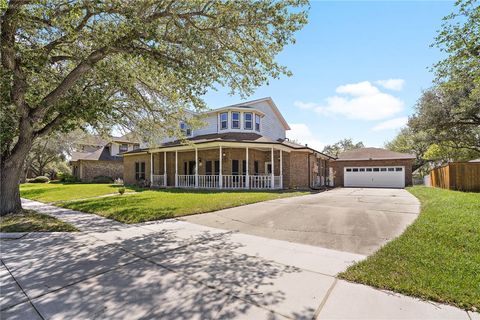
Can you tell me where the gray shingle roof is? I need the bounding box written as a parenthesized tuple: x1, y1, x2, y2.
(336, 147, 416, 161)
(121, 133, 334, 159)
(71, 147, 122, 162)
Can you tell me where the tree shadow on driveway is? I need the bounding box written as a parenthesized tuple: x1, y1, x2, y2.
(1, 226, 327, 319)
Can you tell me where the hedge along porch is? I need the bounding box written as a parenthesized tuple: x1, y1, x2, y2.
(123, 141, 332, 190)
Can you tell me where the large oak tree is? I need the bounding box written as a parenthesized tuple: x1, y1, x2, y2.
(0, 0, 308, 214)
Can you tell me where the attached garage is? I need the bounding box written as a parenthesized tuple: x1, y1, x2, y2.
(344, 166, 405, 188)
(332, 148, 415, 188)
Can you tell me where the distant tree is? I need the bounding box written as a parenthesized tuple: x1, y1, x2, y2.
(0, 1, 308, 214)
(409, 86, 480, 154)
(385, 127, 430, 169)
(423, 143, 480, 163)
(409, 0, 480, 153)
(23, 133, 74, 179)
(399, 0, 480, 167)
(322, 138, 364, 157)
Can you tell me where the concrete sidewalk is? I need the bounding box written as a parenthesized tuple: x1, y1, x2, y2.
(1, 200, 474, 319)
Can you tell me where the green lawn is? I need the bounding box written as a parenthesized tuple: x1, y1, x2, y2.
(339, 186, 480, 311)
(60, 189, 309, 223)
(20, 183, 136, 202)
(0, 210, 78, 232)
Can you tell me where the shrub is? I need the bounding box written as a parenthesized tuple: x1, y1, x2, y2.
(92, 175, 114, 183)
(30, 176, 50, 183)
(113, 178, 124, 185)
(118, 187, 126, 195)
(58, 172, 79, 183)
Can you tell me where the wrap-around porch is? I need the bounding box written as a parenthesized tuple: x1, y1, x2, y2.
(149, 145, 285, 190)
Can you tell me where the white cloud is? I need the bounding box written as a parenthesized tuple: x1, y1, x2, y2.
(306, 81, 404, 120)
(336, 81, 380, 96)
(371, 116, 408, 131)
(286, 123, 324, 151)
(375, 79, 405, 91)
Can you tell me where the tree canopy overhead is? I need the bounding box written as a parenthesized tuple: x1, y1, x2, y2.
(0, 0, 308, 214)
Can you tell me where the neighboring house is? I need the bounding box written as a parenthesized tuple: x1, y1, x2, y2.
(332, 148, 415, 188)
(122, 97, 334, 190)
(70, 136, 140, 181)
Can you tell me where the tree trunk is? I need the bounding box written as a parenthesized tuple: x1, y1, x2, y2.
(0, 162, 24, 215)
(1, 133, 33, 216)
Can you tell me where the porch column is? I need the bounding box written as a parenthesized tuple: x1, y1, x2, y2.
(175, 150, 178, 187)
(150, 152, 153, 186)
(219, 146, 223, 188)
(163, 152, 167, 187)
(195, 147, 198, 188)
(280, 150, 283, 189)
(245, 147, 249, 189)
(271, 147, 274, 189)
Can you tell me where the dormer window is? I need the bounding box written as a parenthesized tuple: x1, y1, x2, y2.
(255, 114, 261, 132)
(231, 112, 240, 129)
(220, 112, 228, 130)
(244, 113, 253, 130)
(180, 122, 191, 136)
(119, 144, 128, 153)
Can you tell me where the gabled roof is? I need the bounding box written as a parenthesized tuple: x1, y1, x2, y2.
(71, 147, 122, 162)
(336, 147, 416, 161)
(204, 97, 290, 130)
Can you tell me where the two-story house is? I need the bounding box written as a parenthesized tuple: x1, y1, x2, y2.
(122, 97, 334, 190)
(70, 136, 140, 182)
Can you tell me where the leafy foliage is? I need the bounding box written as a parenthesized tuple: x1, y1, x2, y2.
(322, 138, 364, 157)
(387, 0, 480, 164)
(1, 0, 308, 157)
(1, 0, 308, 214)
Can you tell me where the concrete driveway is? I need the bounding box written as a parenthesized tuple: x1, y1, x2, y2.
(1, 198, 470, 320)
(183, 188, 420, 255)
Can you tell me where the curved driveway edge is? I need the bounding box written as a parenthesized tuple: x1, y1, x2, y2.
(182, 187, 421, 255)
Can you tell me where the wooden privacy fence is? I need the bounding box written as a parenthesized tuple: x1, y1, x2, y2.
(430, 162, 480, 192)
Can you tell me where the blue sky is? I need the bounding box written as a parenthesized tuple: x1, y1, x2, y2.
(202, 1, 455, 150)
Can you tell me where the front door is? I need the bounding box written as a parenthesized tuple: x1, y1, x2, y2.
(188, 161, 196, 175)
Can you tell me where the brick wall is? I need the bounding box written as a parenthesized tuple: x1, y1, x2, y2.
(79, 160, 123, 182)
(332, 159, 413, 187)
(287, 151, 316, 189)
(123, 154, 151, 185)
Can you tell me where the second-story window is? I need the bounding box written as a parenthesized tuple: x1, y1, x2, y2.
(220, 112, 228, 130)
(244, 113, 253, 130)
(180, 122, 191, 136)
(133, 144, 140, 150)
(255, 114, 261, 132)
(231, 112, 240, 129)
(119, 143, 128, 153)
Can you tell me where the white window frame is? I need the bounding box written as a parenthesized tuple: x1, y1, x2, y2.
(244, 112, 253, 130)
(220, 112, 228, 130)
(231, 111, 240, 129)
(255, 114, 261, 132)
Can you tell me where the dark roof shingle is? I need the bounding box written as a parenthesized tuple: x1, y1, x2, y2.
(336, 147, 415, 161)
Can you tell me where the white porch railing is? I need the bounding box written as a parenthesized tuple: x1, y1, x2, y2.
(177, 175, 195, 187)
(152, 174, 167, 187)
(222, 175, 246, 189)
(174, 174, 281, 189)
(198, 175, 220, 188)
